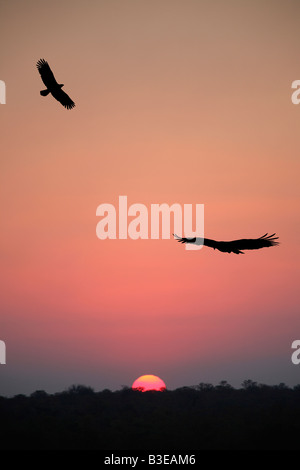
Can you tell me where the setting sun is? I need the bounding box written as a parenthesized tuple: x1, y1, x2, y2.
(132, 375, 166, 392)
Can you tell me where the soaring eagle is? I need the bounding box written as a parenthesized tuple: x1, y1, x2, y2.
(173, 233, 279, 254)
(36, 59, 75, 110)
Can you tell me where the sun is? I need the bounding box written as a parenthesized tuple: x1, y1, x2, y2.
(132, 374, 166, 392)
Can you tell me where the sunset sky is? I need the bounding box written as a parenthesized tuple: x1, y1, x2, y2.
(1, 0, 300, 396)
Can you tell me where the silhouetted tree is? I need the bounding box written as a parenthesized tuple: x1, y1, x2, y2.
(275, 382, 288, 390)
(241, 379, 258, 390)
(30, 390, 49, 398)
(216, 380, 233, 390)
(197, 382, 214, 391)
(66, 384, 94, 395)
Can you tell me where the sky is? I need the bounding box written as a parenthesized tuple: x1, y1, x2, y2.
(1, 0, 300, 396)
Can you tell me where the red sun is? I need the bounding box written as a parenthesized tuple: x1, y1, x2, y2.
(132, 374, 166, 392)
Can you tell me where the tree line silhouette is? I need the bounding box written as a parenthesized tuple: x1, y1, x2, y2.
(1, 380, 300, 450)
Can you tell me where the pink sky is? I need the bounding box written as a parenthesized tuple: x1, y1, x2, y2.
(1, 0, 300, 395)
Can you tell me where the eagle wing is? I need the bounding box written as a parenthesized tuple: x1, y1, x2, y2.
(51, 88, 75, 109)
(36, 59, 58, 88)
(205, 233, 279, 254)
(174, 233, 279, 254)
(173, 234, 196, 244)
(230, 233, 279, 252)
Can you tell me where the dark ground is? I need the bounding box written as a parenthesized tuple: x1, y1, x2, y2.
(1, 381, 300, 450)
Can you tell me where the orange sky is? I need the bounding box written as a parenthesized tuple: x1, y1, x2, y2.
(1, 0, 300, 395)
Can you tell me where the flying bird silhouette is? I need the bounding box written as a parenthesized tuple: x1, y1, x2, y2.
(173, 233, 279, 254)
(36, 59, 75, 110)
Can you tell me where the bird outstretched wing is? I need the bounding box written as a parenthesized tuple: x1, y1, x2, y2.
(51, 88, 75, 109)
(174, 233, 279, 254)
(173, 234, 196, 244)
(36, 59, 58, 88)
(228, 233, 279, 253)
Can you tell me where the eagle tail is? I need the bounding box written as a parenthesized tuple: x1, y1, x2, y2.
(40, 89, 50, 96)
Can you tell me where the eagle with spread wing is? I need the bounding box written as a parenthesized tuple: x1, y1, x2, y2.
(174, 233, 279, 254)
(36, 59, 75, 110)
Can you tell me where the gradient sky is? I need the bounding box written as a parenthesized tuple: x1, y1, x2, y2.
(1, 0, 300, 396)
